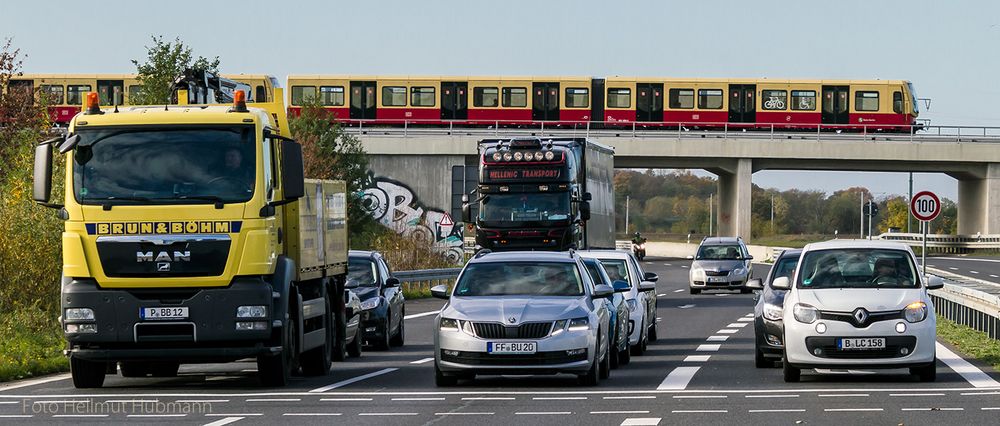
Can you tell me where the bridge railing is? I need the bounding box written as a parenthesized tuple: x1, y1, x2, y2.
(344, 119, 1000, 143)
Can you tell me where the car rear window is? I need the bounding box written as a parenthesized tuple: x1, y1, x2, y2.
(454, 262, 584, 296)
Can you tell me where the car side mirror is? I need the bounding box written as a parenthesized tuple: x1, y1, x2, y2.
(746, 278, 763, 290)
(643, 272, 659, 282)
(638, 281, 655, 292)
(771, 277, 790, 290)
(385, 277, 400, 288)
(686, 255, 694, 260)
(612, 279, 630, 292)
(431, 284, 450, 299)
(344, 279, 360, 289)
(925, 275, 944, 290)
(592, 284, 613, 299)
(744, 255, 754, 261)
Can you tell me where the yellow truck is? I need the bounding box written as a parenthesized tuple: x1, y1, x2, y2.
(33, 86, 352, 388)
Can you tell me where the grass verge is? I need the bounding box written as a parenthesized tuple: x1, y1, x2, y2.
(936, 315, 1000, 372)
(0, 307, 67, 382)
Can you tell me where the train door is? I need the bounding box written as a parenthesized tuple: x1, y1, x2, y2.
(728, 84, 756, 123)
(350, 81, 377, 120)
(821, 85, 849, 125)
(441, 82, 468, 120)
(97, 80, 124, 106)
(636, 83, 663, 122)
(532, 82, 559, 121)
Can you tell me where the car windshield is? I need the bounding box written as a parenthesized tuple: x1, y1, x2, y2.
(596, 258, 632, 286)
(479, 192, 570, 221)
(697, 245, 743, 260)
(769, 256, 799, 287)
(797, 248, 918, 289)
(583, 259, 610, 285)
(454, 262, 584, 297)
(72, 126, 256, 205)
(347, 259, 378, 287)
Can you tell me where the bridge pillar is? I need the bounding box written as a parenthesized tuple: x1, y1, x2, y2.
(957, 163, 1000, 235)
(717, 158, 753, 240)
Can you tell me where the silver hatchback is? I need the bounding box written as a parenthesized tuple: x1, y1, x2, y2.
(431, 251, 613, 386)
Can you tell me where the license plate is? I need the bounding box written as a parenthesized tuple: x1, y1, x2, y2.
(838, 337, 885, 350)
(487, 342, 536, 354)
(140, 307, 189, 320)
(708, 277, 725, 283)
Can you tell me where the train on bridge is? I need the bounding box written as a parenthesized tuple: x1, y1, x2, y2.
(9, 73, 920, 130)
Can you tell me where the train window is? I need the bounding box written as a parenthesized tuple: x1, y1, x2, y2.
(565, 88, 589, 108)
(856, 91, 879, 111)
(382, 86, 407, 106)
(502, 87, 527, 107)
(761, 90, 787, 110)
(791, 90, 816, 110)
(474, 87, 499, 107)
(291, 86, 316, 105)
(697, 89, 723, 109)
(320, 86, 345, 106)
(893, 91, 903, 114)
(40, 85, 64, 105)
(607, 88, 631, 108)
(66, 85, 91, 105)
(411, 87, 436, 107)
(668, 89, 694, 109)
(128, 85, 142, 104)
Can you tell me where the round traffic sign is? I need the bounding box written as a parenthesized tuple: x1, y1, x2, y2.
(910, 191, 941, 222)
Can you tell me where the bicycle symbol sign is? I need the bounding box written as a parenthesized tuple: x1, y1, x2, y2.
(764, 96, 785, 110)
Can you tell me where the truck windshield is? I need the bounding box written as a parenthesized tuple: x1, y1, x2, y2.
(72, 126, 256, 205)
(454, 262, 584, 297)
(479, 192, 570, 221)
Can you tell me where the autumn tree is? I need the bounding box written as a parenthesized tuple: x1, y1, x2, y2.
(0, 38, 49, 181)
(130, 36, 220, 105)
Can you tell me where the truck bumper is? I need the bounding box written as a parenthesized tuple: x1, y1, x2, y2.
(62, 277, 278, 363)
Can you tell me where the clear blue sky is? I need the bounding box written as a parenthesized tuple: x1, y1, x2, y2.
(6, 0, 997, 200)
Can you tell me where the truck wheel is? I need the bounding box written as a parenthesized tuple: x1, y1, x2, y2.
(302, 297, 333, 376)
(259, 303, 297, 387)
(71, 357, 107, 388)
(390, 307, 405, 347)
(347, 329, 363, 358)
(119, 361, 149, 377)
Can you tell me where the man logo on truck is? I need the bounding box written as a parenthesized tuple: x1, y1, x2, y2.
(136, 251, 191, 263)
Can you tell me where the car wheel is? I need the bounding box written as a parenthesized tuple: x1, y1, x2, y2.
(782, 355, 800, 383)
(71, 357, 107, 388)
(435, 364, 457, 387)
(374, 317, 391, 350)
(754, 346, 770, 369)
(609, 330, 620, 369)
(690, 288, 701, 295)
(649, 318, 658, 342)
(578, 350, 600, 386)
(347, 329, 363, 358)
(911, 359, 937, 382)
(619, 340, 632, 365)
(599, 337, 611, 380)
(390, 307, 405, 347)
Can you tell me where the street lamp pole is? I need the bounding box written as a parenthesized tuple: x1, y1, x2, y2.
(709, 193, 713, 237)
(907, 172, 913, 233)
(860, 191, 865, 239)
(625, 195, 630, 235)
(770, 194, 775, 234)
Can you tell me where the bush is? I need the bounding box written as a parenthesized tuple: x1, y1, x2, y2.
(0, 307, 66, 381)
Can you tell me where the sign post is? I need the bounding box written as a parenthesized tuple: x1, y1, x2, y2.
(910, 190, 942, 277)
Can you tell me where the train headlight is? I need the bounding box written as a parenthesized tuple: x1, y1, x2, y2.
(513, 152, 523, 161)
(544, 151, 555, 160)
(492, 152, 502, 161)
(502, 152, 513, 161)
(534, 151, 544, 161)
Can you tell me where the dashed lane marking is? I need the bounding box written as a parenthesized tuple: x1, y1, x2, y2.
(889, 393, 946, 397)
(177, 400, 230, 403)
(621, 418, 661, 426)
(717, 329, 739, 334)
(961, 391, 1000, 396)
(971, 271, 980, 274)
(749, 409, 805, 413)
(664, 263, 672, 266)
(818, 394, 870, 397)
(128, 414, 187, 418)
(319, 398, 373, 401)
(673, 289, 684, 293)
(657, 294, 667, 297)
(726, 323, 748, 328)
(202, 417, 245, 426)
(672, 410, 727, 413)
(937, 342, 1000, 388)
(463, 397, 516, 401)
(737, 317, 753, 322)
(52, 415, 108, 418)
(706, 335, 729, 342)
(282, 413, 342, 416)
(672, 395, 727, 399)
(309, 368, 399, 392)
(515, 412, 572, 415)
(392, 397, 446, 401)
(901, 408, 963, 411)
(982, 407, 1000, 410)
(824, 408, 883, 412)
(0, 415, 32, 418)
(359, 412, 419, 416)
(404, 310, 441, 320)
(657, 367, 700, 390)
(991, 275, 999, 278)
(245, 398, 300, 402)
(205, 414, 263, 417)
(684, 355, 711, 362)
(592, 411, 650, 415)
(678, 304, 696, 309)
(434, 412, 494, 415)
(949, 267, 959, 270)
(410, 357, 435, 365)
(532, 397, 587, 400)
(745, 394, 798, 398)
(604, 396, 656, 400)
(696, 344, 721, 352)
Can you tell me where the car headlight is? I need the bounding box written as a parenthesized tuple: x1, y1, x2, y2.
(732, 267, 746, 276)
(440, 317, 460, 331)
(691, 267, 705, 279)
(551, 319, 568, 336)
(360, 298, 380, 311)
(568, 317, 590, 331)
(792, 303, 818, 324)
(904, 301, 928, 323)
(763, 303, 783, 321)
(626, 299, 638, 312)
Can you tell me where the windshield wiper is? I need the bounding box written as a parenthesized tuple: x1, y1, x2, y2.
(84, 195, 151, 211)
(170, 195, 226, 209)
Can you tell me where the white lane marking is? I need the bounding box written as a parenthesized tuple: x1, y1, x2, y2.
(309, 368, 399, 392)
(203, 417, 246, 426)
(726, 323, 748, 328)
(673, 289, 684, 293)
(0, 401, 18, 404)
(684, 355, 711, 362)
(664, 263, 672, 266)
(435, 412, 495, 415)
(824, 408, 883, 412)
(0, 415, 32, 418)
(0, 374, 70, 392)
(949, 267, 959, 270)
(696, 344, 721, 352)
(52, 415, 108, 418)
(463, 397, 516, 401)
(706, 335, 729, 342)
(678, 304, 696, 309)
(889, 393, 946, 397)
(283, 413, 342, 416)
(177, 400, 230, 403)
(320, 398, 373, 401)
(982, 407, 1000, 410)
(961, 391, 1000, 396)
(392, 397, 446, 401)
(902, 407, 963, 411)
(937, 342, 1000, 388)
(681, 266, 689, 268)
(410, 357, 435, 364)
(621, 418, 661, 426)
(128, 414, 188, 418)
(515, 411, 572, 415)
(672, 410, 727, 413)
(745, 394, 799, 398)
(205, 414, 263, 417)
(604, 396, 656, 400)
(404, 310, 441, 320)
(991, 275, 999, 278)
(672, 395, 727, 399)
(717, 329, 739, 334)
(657, 366, 700, 390)
(245, 398, 300, 402)
(737, 317, 753, 322)
(359, 412, 419, 416)
(818, 394, 870, 397)
(749, 409, 805, 413)
(102, 399, 159, 404)
(715, 294, 729, 297)
(592, 410, 650, 414)
(657, 294, 667, 297)
(533, 396, 587, 400)
(971, 271, 980, 274)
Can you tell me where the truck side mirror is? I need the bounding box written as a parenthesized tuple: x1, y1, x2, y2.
(281, 139, 304, 200)
(462, 203, 472, 223)
(580, 201, 591, 221)
(33, 143, 53, 205)
(583, 192, 592, 201)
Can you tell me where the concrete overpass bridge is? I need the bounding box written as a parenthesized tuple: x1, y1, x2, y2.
(353, 126, 1000, 241)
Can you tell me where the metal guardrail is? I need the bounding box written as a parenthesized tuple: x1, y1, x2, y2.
(393, 268, 462, 295)
(927, 268, 1000, 340)
(344, 120, 1000, 143)
(879, 233, 1000, 253)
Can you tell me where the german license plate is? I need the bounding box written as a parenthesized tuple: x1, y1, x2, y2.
(838, 337, 885, 350)
(708, 277, 726, 283)
(488, 342, 536, 354)
(140, 307, 189, 320)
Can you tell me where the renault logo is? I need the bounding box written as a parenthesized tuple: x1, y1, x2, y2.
(508, 316, 517, 324)
(853, 308, 869, 325)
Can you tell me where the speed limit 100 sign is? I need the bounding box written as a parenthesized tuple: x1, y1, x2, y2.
(910, 190, 942, 222)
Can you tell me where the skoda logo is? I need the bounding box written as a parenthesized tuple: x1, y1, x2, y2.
(507, 316, 517, 324)
(853, 308, 869, 325)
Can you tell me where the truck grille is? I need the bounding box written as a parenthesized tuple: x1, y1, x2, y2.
(471, 322, 553, 339)
(96, 237, 231, 278)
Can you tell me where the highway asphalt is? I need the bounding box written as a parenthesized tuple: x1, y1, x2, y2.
(1, 257, 999, 425)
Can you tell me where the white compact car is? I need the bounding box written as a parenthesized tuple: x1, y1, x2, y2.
(775, 240, 944, 382)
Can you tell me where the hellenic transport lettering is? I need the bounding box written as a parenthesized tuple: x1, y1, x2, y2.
(487, 169, 561, 180)
(85, 221, 242, 235)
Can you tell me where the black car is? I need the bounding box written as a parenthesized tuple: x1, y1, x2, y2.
(348, 250, 405, 350)
(747, 249, 801, 368)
